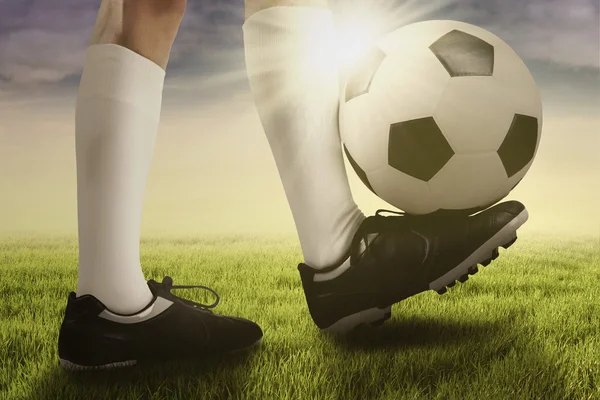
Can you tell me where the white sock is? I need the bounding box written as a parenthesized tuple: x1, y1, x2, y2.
(243, 7, 365, 270)
(75, 44, 163, 314)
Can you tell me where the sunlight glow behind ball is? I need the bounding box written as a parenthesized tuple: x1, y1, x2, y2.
(335, 20, 379, 68)
(340, 20, 543, 215)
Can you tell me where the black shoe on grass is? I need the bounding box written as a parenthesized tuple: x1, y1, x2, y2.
(299, 201, 528, 333)
(58, 276, 263, 370)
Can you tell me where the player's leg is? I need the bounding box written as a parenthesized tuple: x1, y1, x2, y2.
(75, 0, 182, 316)
(243, 0, 366, 270)
(244, 0, 528, 333)
(59, 0, 261, 370)
(76, 0, 186, 315)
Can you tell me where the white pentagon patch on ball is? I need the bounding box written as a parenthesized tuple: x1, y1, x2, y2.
(340, 20, 543, 215)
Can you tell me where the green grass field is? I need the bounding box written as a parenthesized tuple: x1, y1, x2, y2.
(1, 235, 599, 400)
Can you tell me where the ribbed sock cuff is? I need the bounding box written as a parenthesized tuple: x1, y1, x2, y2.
(78, 44, 165, 119)
(243, 6, 338, 77)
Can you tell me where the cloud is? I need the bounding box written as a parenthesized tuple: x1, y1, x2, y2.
(0, 0, 596, 93)
(0, 0, 245, 88)
(0, 0, 98, 84)
(333, 0, 599, 68)
(444, 0, 600, 69)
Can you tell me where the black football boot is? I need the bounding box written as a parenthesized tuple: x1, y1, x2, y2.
(58, 276, 263, 370)
(299, 201, 528, 333)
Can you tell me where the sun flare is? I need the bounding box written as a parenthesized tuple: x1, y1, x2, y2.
(334, 19, 379, 69)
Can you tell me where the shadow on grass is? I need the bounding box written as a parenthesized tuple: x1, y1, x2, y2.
(321, 315, 571, 399)
(328, 314, 505, 351)
(24, 347, 261, 400)
(14, 316, 575, 400)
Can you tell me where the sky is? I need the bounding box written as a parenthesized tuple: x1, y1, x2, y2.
(0, 0, 598, 237)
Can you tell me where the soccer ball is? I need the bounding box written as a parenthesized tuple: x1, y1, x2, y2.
(340, 20, 543, 215)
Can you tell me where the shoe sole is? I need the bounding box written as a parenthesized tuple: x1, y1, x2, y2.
(59, 358, 137, 371)
(59, 337, 263, 371)
(323, 306, 393, 334)
(324, 208, 528, 334)
(429, 208, 528, 293)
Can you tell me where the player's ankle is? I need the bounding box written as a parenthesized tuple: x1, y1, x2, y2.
(303, 211, 365, 270)
(76, 282, 154, 315)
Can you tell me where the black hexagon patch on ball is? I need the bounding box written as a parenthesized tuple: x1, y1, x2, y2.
(429, 29, 494, 77)
(343, 144, 377, 194)
(345, 47, 387, 102)
(497, 114, 538, 177)
(388, 117, 455, 181)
